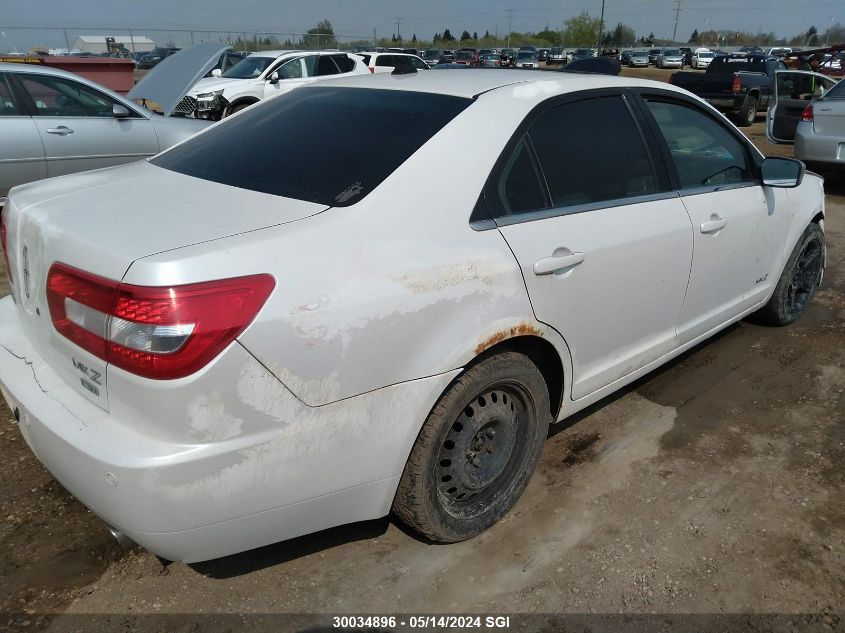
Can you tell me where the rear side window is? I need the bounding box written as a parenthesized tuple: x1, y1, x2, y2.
(315, 56, 340, 76)
(333, 55, 355, 73)
(529, 96, 656, 208)
(152, 87, 472, 206)
(358, 54, 371, 65)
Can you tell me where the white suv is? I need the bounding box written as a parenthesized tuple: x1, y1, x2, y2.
(355, 52, 429, 74)
(180, 50, 368, 120)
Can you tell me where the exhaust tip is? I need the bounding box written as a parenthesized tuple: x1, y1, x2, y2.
(107, 525, 137, 549)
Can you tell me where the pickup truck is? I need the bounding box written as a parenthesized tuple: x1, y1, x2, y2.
(670, 55, 789, 126)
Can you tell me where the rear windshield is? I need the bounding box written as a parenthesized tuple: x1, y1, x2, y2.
(152, 87, 472, 206)
(708, 57, 767, 73)
(826, 79, 845, 99)
(517, 52, 535, 59)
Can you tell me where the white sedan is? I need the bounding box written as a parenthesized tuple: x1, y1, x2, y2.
(0, 70, 826, 563)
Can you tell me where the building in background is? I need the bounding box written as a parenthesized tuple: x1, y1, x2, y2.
(73, 35, 155, 54)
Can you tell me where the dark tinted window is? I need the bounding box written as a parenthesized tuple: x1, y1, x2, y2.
(498, 138, 549, 214)
(152, 87, 472, 206)
(529, 96, 656, 208)
(333, 54, 355, 72)
(0, 75, 19, 115)
(316, 56, 340, 76)
(707, 57, 767, 73)
(359, 54, 371, 65)
(645, 99, 754, 189)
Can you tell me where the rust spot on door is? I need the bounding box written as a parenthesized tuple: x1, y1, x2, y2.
(474, 323, 542, 356)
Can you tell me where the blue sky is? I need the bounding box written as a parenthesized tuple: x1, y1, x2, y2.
(2, 0, 843, 49)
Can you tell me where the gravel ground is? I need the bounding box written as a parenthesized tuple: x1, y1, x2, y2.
(0, 67, 843, 632)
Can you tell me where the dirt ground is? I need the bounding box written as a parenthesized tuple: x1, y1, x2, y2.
(1, 66, 844, 632)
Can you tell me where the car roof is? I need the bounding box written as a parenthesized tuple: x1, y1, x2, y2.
(315, 68, 688, 100)
(356, 51, 420, 57)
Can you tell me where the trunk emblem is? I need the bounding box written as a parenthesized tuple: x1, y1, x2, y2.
(22, 246, 31, 300)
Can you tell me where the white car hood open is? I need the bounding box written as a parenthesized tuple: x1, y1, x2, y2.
(128, 42, 231, 116)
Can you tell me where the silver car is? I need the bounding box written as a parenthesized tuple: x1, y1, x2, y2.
(0, 43, 223, 206)
(657, 48, 684, 69)
(767, 69, 843, 173)
(629, 51, 650, 67)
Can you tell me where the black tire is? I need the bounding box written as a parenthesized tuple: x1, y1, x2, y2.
(393, 351, 551, 543)
(753, 223, 825, 325)
(225, 101, 255, 117)
(736, 95, 758, 127)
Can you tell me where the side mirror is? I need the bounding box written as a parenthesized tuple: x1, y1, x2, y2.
(211, 68, 222, 78)
(268, 71, 280, 84)
(112, 104, 131, 118)
(761, 157, 804, 188)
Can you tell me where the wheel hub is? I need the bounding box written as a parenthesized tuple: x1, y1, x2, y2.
(437, 388, 520, 504)
(787, 239, 822, 315)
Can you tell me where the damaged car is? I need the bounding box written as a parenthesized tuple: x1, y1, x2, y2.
(179, 50, 368, 120)
(0, 70, 826, 563)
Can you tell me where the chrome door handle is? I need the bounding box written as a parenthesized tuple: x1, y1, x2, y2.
(533, 252, 586, 275)
(46, 126, 74, 135)
(700, 217, 728, 234)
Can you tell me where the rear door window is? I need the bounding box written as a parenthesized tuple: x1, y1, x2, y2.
(152, 87, 472, 207)
(0, 74, 20, 115)
(529, 96, 657, 208)
(316, 56, 341, 76)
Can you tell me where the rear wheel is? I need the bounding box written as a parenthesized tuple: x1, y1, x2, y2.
(393, 351, 551, 543)
(736, 95, 758, 127)
(753, 223, 824, 325)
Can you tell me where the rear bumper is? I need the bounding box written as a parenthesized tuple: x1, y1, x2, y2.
(796, 124, 845, 167)
(706, 97, 744, 111)
(0, 296, 457, 562)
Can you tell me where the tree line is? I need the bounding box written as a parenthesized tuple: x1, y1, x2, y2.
(227, 17, 845, 53)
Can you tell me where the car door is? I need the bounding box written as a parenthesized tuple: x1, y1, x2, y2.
(16, 72, 159, 177)
(262, 57, 308, 99)
(637, 92, 790, 342)
(0, 72, 46, 202)
(492, 92, 694, 400)
(767, 70, 838, 143)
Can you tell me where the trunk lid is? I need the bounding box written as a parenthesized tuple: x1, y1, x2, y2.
(812, 97, 845, 136)
(4, 160, 327, 409)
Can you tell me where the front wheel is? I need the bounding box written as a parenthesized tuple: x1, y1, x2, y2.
(393, 351, 551, 543)
(753, 223, 824, 325)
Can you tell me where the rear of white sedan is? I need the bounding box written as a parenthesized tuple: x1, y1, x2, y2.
(0, 70, 826, 562)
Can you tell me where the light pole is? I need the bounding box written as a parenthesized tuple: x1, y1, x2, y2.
(596, 0, 606, 49)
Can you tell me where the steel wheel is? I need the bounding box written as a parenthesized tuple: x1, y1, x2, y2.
(436, 384, 528, 517)
(393, 351, 551, 542)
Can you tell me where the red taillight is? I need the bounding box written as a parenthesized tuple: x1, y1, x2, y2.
(369, 66, 374, 74)
(46, 263, 274, 380)
(731, 75, 742, 94)
(802, 103, 814, 122)
(0, 207, 11, 286)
